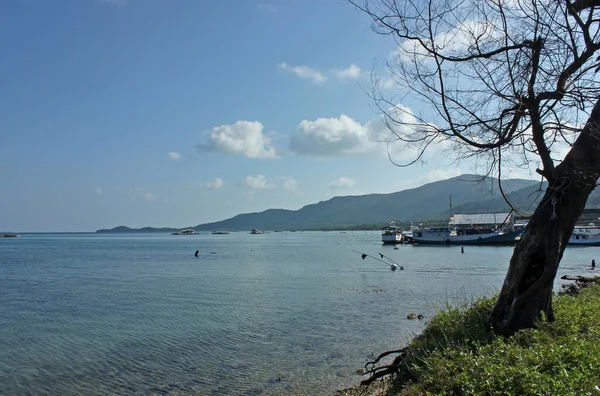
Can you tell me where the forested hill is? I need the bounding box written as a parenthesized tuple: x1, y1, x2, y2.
(97, 174, 600, 233)
(191, 174, 542, 231)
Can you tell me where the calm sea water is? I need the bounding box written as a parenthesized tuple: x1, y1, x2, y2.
(1, 231, 597, 395)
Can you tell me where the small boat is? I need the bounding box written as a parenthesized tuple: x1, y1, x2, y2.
(251, 229, 264, 234)
(568, 232, 600, 246)
(1, 233, 20, 238)
(212, 231, 230, 235)
(172, 228, 195, 235)
(573, 226, 600, 236)
(382, 226, 403, 244)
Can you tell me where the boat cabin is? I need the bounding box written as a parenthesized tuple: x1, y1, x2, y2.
(449, 213, 513, 236)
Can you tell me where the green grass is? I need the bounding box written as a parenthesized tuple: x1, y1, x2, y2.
(386, 281, 600, 395)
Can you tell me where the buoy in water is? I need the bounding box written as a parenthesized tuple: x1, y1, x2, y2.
(461, 247, 464, 254)
(194, 250, 199, 257)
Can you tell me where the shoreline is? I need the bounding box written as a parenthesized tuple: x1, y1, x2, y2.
(335, 275, 600, 395)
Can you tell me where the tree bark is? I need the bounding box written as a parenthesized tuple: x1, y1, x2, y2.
(487, 97, 600, 336)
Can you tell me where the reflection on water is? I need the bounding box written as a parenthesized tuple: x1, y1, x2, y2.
(0, 232, 596, 395)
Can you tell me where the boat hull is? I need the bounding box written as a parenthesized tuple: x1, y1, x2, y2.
(568, 233, 600, 246)
(413, 230, 521, 245)
(382, 234, 403, 244)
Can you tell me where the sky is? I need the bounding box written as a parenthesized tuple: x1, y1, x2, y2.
(0, 0, 541, 232)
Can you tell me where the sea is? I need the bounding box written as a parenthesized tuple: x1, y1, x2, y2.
(0, 231, 597, 395)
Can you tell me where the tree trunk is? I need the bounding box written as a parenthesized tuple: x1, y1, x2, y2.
(487, 97, 600, 336)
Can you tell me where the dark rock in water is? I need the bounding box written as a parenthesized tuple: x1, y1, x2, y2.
(407, 313, 417, 319)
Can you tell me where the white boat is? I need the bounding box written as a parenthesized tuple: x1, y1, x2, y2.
(412, 213, 521, 245)
(573, 226, 600, 236)
(251, 229, 264, 234)
(568, 231, 600, 246)
(172, 228, 194, 235)
(381, 226, 403, 244)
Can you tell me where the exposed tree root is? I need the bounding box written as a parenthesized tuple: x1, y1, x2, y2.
(361, 347, 408, 386)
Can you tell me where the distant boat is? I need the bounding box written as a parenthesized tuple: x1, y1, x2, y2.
(381, 226, 403, 244)
(172, 228, 195, 235)
(1, 233, 20, 238)
(212, 231, 230, 235)
(250, 229, 264, 234)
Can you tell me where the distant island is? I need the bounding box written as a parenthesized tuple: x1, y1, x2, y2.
(95, 174, 600, 234)
(96, 225, 179, 233)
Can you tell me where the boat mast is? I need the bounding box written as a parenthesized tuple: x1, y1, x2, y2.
(449, 194, 453, 230)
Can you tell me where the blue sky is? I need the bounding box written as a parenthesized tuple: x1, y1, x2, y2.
(0, 0, 525, 232)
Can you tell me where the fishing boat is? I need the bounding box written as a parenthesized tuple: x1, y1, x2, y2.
(568, 231, 600, 246)
(412, 213, 521, 245)
(172, 228, 195, 235)
(381, 226, 403, 244)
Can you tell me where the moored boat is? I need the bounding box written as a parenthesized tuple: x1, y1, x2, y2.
(412, 213, 521, 245)
(172, 228, 195, 235)
(381, 226, 403, 244)
(568, 232, 600, 246)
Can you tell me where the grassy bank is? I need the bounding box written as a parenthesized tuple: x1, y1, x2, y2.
(340, 279, 600, 395)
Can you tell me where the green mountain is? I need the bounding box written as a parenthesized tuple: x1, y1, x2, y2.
(97, 174, 600, 233)
(192, 174, 538, 231)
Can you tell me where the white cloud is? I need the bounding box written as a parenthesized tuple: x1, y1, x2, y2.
(198, 120, 279, 159)
(205, 178, 224, 191)
(279, 176, 299, 194)
(329, 176, 356, 189)
(167, 152, 181, 160)
(278, 62, 327, 83)
(290, 114, 377, 157)
(395, 20, 502, 62)
(95, 188, 103, 195)
(289, 106, 442, 164)
(257, 3, 277, 12)
(244, 174, 273, 190)
(333, 64, 361, 80)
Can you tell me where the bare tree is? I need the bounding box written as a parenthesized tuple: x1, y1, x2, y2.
(351, 0, 600, 336)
